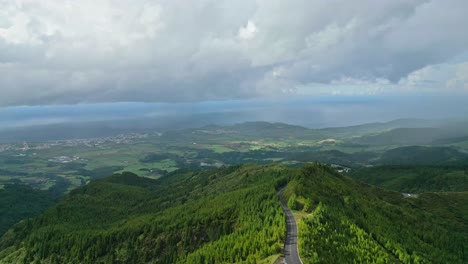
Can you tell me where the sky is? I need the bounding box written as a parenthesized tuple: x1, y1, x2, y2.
(0, 0, 468, 126)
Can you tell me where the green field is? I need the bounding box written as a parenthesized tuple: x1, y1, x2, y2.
(1, 121, 468, 198)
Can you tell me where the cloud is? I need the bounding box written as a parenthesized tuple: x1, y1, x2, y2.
(0, 0, 467, 107)
(446, 63, 468, 91)
(238, 20, 257, 40)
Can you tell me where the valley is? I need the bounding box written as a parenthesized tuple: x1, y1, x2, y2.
(2, 119, 468, 196)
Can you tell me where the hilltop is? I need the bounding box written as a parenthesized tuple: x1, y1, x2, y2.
(283, 165, 467, 263)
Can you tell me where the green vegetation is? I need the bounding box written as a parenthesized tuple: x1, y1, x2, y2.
(283, 164, 468, 263)
(319, 119, 443, 139)
(1, 120, 468, 263)
(1, 162, 467, 263)
(377, 146, 468, 165)
(3, 120, 468, 197)
(351, 165, 468, 193)
(287, 150, 376, 167)
(0, 165, 288, 264)
(351, 128, 443, 146)
(0, 184, 55, 236)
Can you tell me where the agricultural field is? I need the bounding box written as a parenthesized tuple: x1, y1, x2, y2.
(1, 121, 468, 197)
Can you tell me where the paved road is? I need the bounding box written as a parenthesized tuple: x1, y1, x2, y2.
(278, 189, 303, 264)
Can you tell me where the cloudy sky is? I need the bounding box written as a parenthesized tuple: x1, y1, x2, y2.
(0, 0, 467, 122)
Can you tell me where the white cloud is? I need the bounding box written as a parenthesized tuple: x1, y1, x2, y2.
(238, 20, 257, 40)
(0, 0, 467, 107)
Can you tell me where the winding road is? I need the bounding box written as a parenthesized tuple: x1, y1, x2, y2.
(278, 189, 303, 264)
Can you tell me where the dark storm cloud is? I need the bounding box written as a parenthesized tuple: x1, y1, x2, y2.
(0, 0, 467, 106)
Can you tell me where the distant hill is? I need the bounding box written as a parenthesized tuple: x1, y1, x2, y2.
(2, 118, 468, 144)
(377, 146, 468, 165)
(199, 122, 323, 140)
(176, 119, 468, 145)
(351, 165, 468, 193)
(348, 120, 468, 146)
(221, 119, 454, 141)
(320, 118, 444, 138)
(163, 121, 326, 142)
(351, 127, 443, 145)
(0, 111, 254, 143)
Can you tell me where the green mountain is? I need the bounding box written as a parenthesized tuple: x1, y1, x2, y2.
(350, 165, 468, 193)
(174, 121, 325, 141)
(348, 120, 468, 147)
(0, 184, 55, 237)
(1, 164, 466, 263)
(283, 164, 467, 263)
(351, 128, 443, 146)
(320, 118, 443, 138)
(377, 146, 468, 165)
(176, 119, 461, 142)
(0, 166, 288, 264)
(160, 119, 468, 150)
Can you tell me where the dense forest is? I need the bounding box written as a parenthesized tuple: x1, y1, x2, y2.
(351, 165, 468, 193)
(283, 164, 468, 263)
(0, 184, 55, 236)
(0, 163, 467, 263)
(376, 146, 468, 166)
(0, 165, 288, 264)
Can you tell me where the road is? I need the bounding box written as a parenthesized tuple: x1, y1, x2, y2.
(278, 189, 303, 264)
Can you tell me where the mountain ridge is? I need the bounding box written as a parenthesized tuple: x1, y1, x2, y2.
(1, 164, 466, 263)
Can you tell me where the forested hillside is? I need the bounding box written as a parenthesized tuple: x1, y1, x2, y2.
(283, 164, 468, 263)
(350, 128, 443, 146)
(1, 163, 467, 263)
(350, 165, 468, 193)
(0, 165, 288, 264)
(377, 146, 468, 165)
(0, 184, 55, 236)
